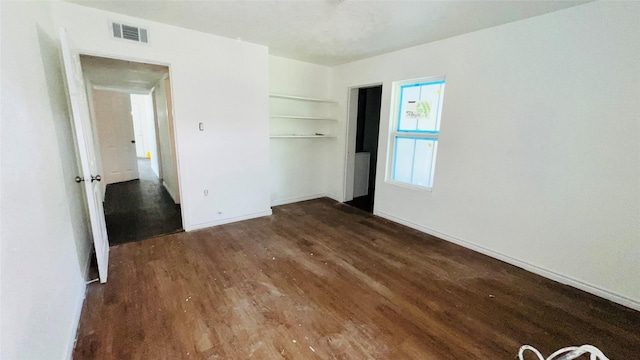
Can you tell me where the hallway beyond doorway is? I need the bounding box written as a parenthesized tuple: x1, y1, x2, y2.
(104, 159, 182, 246)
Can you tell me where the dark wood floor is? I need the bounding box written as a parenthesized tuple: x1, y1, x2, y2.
(345, 192, 374, 213)
(74, 198, 640, 359)
(104, 159, 183, 246)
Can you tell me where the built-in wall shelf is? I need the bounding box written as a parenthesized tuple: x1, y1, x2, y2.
(270, 115, 338, 121)
(269, 92, 337, 140)
(269, 93, 337, 103)
(270, 135, 337, 139)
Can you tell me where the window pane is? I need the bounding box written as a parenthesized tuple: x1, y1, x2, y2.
(412, 138, 438, 187)
(393, 137, 416, 183)
(393, 137, 438, 188)
(397, 86, 420, 132)
(398, 81, 444, 133)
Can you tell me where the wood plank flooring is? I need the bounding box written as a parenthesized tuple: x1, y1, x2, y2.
(74, 198, 640, 359)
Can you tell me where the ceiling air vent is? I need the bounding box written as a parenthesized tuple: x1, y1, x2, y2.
(111, 22, 148, 44)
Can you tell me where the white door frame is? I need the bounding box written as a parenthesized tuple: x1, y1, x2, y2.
(342, 83, 383, 203)
(73, 50, 186, 231)
(151, 88, 164, 180)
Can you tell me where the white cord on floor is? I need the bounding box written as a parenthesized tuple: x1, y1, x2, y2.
(518, 344, 609, 360)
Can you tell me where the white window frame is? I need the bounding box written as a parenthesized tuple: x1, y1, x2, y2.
(387, 76, 446, 190)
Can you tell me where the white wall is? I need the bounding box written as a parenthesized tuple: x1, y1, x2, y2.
(52, 2, 272, 230)
(269, 56, 337, 205)
(331, 1, 640, 309)
(1, 2, 89, 358)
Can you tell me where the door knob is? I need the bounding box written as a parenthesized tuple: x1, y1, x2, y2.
(75, 176, 85, 183)
(131, 140, 135, 143)
(91, 175, 102, 182)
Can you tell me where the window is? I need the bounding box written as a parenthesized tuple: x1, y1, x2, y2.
(389, 77, 445, 189)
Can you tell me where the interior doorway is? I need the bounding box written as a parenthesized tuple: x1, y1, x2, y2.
(80, 55, 183, 246)
(345, 85, 383, 213)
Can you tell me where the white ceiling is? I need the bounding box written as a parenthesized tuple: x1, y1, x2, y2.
(70, 0, 589, 66)
(80, 55, 168, 92)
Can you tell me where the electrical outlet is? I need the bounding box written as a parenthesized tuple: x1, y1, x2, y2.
(199, 122, 204, 131)
(204, 189, 208, 196)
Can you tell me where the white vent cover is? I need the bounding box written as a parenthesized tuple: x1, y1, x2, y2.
(111, 22, 148, 44)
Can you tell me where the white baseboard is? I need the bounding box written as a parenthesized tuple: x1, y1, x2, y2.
(186, 210, 273, 231)
(65, 276, 87, 360)
(374, 210, 640, 312)
(271, 193, 327, 207)
(324, 193, 342, 203)
(271, 193, 342, 207)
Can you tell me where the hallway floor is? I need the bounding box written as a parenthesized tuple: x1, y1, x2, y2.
(104, 158, 182, 246)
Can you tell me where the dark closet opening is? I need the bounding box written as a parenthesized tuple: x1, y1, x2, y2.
(346, 85, 382, 213)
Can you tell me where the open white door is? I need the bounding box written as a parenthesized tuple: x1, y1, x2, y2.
(60, 28, 110, 283)
(131, 101, 146, 157)
(93, 89, 139, 184)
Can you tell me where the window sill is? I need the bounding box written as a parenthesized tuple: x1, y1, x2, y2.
(386, 180, 433, 193)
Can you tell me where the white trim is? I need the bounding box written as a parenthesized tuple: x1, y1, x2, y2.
(343, 87, 359, 203)
(65, 276, 87, 360)
(374, 210, 640, 311)
(388, 76, 445, 189)
(162, 180, 179, 204)
(161, 71, 184, 213)
(91, 84, 151, 95)
(75, 49, 187, 233)
(269, 93, 336, 103)
(271, 193, 327, 206)
(393, 132, 439, 140)
(186, 210, 273, 231)
(324, 192, 342, 203)
(271, 193, 343, 207)
(386, 179, 433, 192)
(342, 83, 384, 203)
(76, 50, 171, 69)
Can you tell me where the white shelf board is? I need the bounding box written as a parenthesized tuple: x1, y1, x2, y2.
(270, 115, 338, 121)
(269, 135, 337, 139)
(269, 93, 337, 103)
